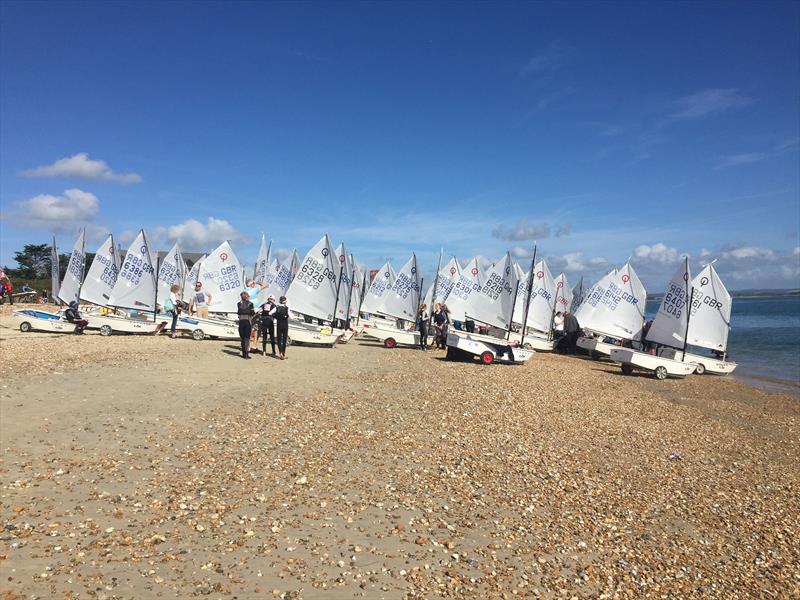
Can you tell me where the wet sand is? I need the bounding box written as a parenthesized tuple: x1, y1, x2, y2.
(0, 307, 798, 599)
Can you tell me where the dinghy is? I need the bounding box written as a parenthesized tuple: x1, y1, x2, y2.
(446, 252, 535, 365)
(283, 234, 348, 347)
(508, 257, 557, 352)
(576, 263, 647, 359)
(359, 261, 397, 329)
(13, 309, 76, 333)
(362, 253, 422, 348)
(89, 230, 167, 335)
(80, 234, 121, 308)
(611, 258, 698, 379)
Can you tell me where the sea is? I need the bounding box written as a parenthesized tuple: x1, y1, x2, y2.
(645, 296, 800, 395)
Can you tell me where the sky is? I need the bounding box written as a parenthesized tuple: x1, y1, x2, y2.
(1, 1, 799, 291)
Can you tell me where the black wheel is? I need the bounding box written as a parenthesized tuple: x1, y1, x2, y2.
(192, 329, 204, 341)
(591, 351, 601, 361)
(621, 363, 633, 375)
(384, 337, 396, 349)
(694, 363, 706, 375)
(99, 324, 112, 337)
(654, 366, 668, 380)
(19, 321, 32, 333)
(286, 336, 293, 346)
(480, 351, 494, 365)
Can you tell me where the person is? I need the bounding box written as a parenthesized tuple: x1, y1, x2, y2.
(432, 303, 450, 349)
(260, 294, 278, 357)
(189, 281, 211, 319)
(553, 312, 565, 340)
(236, 291, 255, 359)
(416, 304, 428, 351)
(165, 283, 182, 338)
(642, 319, 655, 354)
(21, 284, 33, 293)
(464, 318, 475, 333)
(244, 279, 267, 345)
(274, 296, 290, 360)
(1, 278, 13, 305)
(563, 311, 581, 354)
(0, 280, 5, 304)
(64, 300, 89, 334)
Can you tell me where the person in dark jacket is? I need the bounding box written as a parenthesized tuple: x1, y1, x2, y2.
(432, 302, 450, 349)
(416, 304, 428, 351)
(260, 294, 278, 357)
(65, 301, 89, 334)
(237, 291, 255, 358)
(563, 311, 581, 354)
(274, 296, 290, 360)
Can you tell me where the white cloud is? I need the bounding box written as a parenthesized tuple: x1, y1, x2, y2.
(633, 242, 680, 265)
(7, 188, 99, 232)
(720, 245, 775, 260)
(492, 220, 572, 242)
(521, 43, 576, 74)
(671, 88, 754, 120)
(793, 246, 800, 256)
(557, 252, 608, 272)
(21, 153, 142, 184)
(713, 138, 799, 170)
(155, 218, 249, 252)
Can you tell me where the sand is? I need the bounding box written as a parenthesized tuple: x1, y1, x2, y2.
(0, 306, 798, 599)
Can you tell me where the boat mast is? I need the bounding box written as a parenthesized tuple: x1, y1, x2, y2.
(520, 244, 537, 345)
(681, 256, 693, 361)
(329, 240, 344, 327)
(428, 248, 443, 327)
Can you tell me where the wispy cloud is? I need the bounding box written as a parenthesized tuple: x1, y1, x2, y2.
(521, 43, 577, 75)
(713, 137, 799, 169)
(4, 188, 100, 232)
(671, 88, 754, 120)
(21, 153, 142, 184)
(491, 220, 572, 242)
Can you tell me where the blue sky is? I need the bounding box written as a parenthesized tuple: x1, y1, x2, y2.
(1, 1, 798, 290)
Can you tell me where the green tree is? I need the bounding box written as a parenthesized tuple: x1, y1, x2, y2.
(8, 244, 52, 278)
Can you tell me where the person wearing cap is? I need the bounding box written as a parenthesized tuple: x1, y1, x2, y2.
(64, 300, 89, 334)
(189, 281, 212, 319)
(237, 291, 255, 359)
(273, 295, 291, 359)
(259, 293, 278, 356)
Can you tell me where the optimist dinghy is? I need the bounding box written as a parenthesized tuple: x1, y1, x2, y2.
(576, 263, 647, 359)
(445, 252, 535, 365)
(14, 309, 76, 333)
(507, 258, 557, 352)
(362, 253, 422, 348)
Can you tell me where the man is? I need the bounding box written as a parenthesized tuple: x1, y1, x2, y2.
(189, 281, 212, 319)
(259, 294, 278, 356)
(563, 311, 581, 354)
(65, 301, 89, 334)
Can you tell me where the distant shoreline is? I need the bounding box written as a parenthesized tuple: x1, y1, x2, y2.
(648, 291, 800, 301)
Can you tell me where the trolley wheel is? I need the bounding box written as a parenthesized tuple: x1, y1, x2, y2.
(654, 366, 668, 380)
(192, 329, 205, 341)
(445, 347, 454, 360)
(480, 351, 494, 365)
(694, 362, 706, 375)
(591, 351, 601, 361)
(384, 337, 396, 349)
(19, 321, 32, 333)
(621, 363, 633, 375)
(286, 336, 293, 346)
(99, 324, 113, 337)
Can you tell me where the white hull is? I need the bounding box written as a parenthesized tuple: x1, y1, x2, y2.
(87, 312, 166, 335)
(287, 321, 341, 347)
(657, 348, 738, 375)
(577, 336, 619, 358)
(363, 323, 420, 348)
(13, 309, 76, 334)
(446, 331, 535, 365)
(178, 315, 240, 340)
(610, 348, 697, 380)
(507, 330, 555, 352)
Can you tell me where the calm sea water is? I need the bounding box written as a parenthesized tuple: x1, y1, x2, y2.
(645, 296, 800, 390)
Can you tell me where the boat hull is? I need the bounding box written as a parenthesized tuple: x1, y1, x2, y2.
(610, 348, 697, 379)
(87, 313, 166, 335)
(178, 315, 239, 340)
(446, 331, 535, 365)
(507, 330, 555, 352)
(362, 324, 420, 348)
(287, 321, 341, 347)
(577, 336, 619, 359)
(13, 309, 76, 334)
(657, 348, 738, 375)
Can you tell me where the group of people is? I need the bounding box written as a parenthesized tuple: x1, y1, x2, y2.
(415, 302, 452, 351)
(235, 283, 291, 360)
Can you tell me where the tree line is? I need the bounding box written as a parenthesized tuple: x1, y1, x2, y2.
(3, 244, 96, 284)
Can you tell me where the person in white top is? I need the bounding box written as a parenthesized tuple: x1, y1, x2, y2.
(167, 283, 182, 338)
(553, 311, 565, 340)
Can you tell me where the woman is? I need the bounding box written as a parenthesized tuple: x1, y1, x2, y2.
(165, 283, 182, 338)
(244, 279, 267, 346)
(237, 291, 255, 359)
(416, 303, 428, 351)
(432, 302, 450, 349)
(273, 295, 290, 360)
(260, 294, 278, 357)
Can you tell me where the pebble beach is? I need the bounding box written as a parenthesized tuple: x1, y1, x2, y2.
(0, 306, 798, 599)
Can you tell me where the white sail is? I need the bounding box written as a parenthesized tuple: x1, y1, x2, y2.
(511, 263, 529, 325)
(573, 268, 617, 325)
(580, 263, 646, 340)
(197, 241, 245, 313)
(51, 236, 60, 303)
(553, 273, 572, 317)
(361, 262, 396, 314)
(570, 277, 586, 312)
(445, 256, 486, 322)
(182, 255, 205, 303)
(334, 243, 353, 321)
(157, 242, 186, 305)
(645, 259, 692, 349)
(57, 228, 86, 305)
(464, 252, 518, 330)
(349, 256, 366, 318)
(425, 256, 461, 308)
(687, 264, 731, 351)
(81, 234, 120, 307)
(108, 230, 158, 311)
(286, 234, 339, 321)
(253, 234, 270, 283)
(378, 253, 421, 321)
(526, 260, 557, 334)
